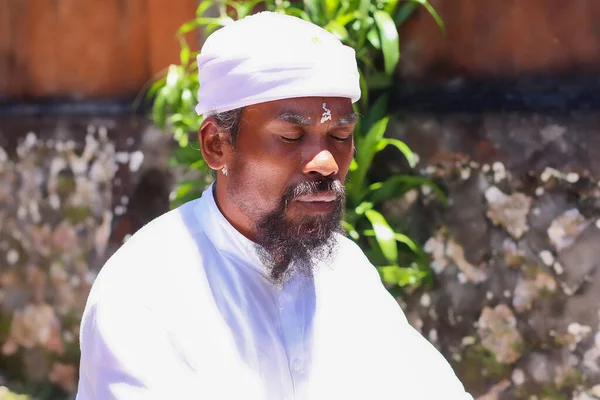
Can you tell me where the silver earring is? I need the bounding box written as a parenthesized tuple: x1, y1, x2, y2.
(221, 166, 228, 176)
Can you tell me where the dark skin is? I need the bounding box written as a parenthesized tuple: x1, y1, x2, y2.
(199, 96, 357, 243)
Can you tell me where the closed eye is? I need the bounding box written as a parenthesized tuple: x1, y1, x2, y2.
(280, 135, 302, 142)
(330, 134, 352, 142)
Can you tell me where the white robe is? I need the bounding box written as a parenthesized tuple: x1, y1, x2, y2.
(76, 185, 472, 400)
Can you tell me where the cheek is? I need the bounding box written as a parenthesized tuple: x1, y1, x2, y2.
(231, 154, 291, 208)
(334, 140, 354, 179)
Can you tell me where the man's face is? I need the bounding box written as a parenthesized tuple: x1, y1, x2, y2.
(224, 97, 357, 282)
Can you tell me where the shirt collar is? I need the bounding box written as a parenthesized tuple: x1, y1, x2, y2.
(192, 183, 269, 277)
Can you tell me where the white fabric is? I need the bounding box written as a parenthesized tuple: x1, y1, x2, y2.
(76, 185, 472, 400)
(195, 12, 361, 117)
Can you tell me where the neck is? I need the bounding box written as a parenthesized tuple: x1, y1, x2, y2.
(213, 180, 258, 243)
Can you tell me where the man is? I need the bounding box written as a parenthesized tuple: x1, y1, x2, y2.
(76, 11, 472, 400)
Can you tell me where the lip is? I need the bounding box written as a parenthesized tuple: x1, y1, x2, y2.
(295, 192, 337, 202)
(293, 192, 337, 213)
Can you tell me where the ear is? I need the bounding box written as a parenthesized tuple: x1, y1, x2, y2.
(199, 117, 231, 171)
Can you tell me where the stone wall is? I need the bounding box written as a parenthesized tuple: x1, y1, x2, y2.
(0, 115, 173, 398)
(387, 111, 600, 399)
(2, 109, 600, 399)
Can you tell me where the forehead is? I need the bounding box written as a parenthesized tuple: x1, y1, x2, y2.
(242, 97, 355, 124)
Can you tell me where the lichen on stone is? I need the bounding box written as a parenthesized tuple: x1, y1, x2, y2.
(485, 186, 532, 239)
(0, 126, 118, 387)
(477, 304, 525, 364)
(447, 239, 488, 283)
(513, 270, 557, 313)
(548, 209, 589, 251)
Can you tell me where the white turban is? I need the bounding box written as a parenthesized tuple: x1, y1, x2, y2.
(195, 11, 361, 116)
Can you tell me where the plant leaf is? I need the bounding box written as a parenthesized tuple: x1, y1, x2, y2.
(394, 232, 421, 254)
(366, 26, 381, 49)
(365, 72, 392, 90)
(357, 116, 388, 168)
(304, 0, 324, 24)
(358, 69, 369, 113)
(324, 0, 341, 20)
(364, 209, 397, 264)
(394, 1, 417, 25)
(378, 265, 425, 286)
(342, 220, 360, 241)
(355, 201, 373, 215)
(350, 117, 389, 201)
(411, 0, 446, 34)
(335, 12, 356, 27)
(178, 16, 234, 35)
(178, 35, 190, 65)
(196, 0, 216, 16)
(373, 10, 400, 75)
(383, 0, 400, 15)
(152, 89, 167, 128)
(357, 0, 370, 18)
(376, 137, 416, 167)
(362, 93, 389, 132)
(324, 20, 349, 41)
(368, 174, 447, 205)
(283, 7, 312, 21)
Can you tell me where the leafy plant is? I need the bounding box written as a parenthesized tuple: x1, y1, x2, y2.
(146, 0, 445, 290)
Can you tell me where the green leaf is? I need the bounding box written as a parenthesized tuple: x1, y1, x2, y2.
(357, 116, 388, 170)
(152, 89, 167, 128)
(355, 201, 373, 215)
(394, 2, 417, 25)
(394, 232, 421, 254)
(196, 0, 216, 17)
(304, 0, 324, 24)
(324, 20, 349, 41)
(363, 93, 389, 132)
(365, 72, 392, 90)
(411, 0, 446, 34)
(378, 265, 425, 286)
(349, 157, 358, 172)
(178, 133, 190, 147)
(373, 10, 400, 75)
(174, 182, 194, 199)
(181, 88, 195, 110)
(283, 7, 312, 21)
(178, 36, 191, 65)
(383, 0, 400, 15)
(366, 26, 381, 49)
(235, 0, 266, 18)
(376, 137, 416, 167)
(342, 220, 360, 241)
(368, 174, 446, 205)
(178, 16, 234, 35)
(350, 117, 389, 201)
(334, 12, 357, 27)
(324, 0, 341, 20)
(358, 0, 370, 18)
(364, 209, 397, 264)
(358, 69, 369, 113)
(172, 144, 203, 164)
(147, 75, 166, 98)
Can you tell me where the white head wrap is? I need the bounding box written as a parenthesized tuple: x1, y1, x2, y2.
(195, 11, 361, 116)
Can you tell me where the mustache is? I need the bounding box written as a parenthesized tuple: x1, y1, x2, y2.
(282, 178, 345, 205)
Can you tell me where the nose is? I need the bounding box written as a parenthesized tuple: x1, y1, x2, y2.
(303, 149, 339, 177)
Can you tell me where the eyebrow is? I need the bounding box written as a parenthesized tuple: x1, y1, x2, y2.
(276, 110, 358, 127)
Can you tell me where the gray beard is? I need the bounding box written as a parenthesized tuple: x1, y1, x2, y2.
(227, 179, 345, 284)
(254, 208, 343, 285)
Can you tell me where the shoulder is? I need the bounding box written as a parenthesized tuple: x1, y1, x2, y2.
(84, 199, 210, 313)
(331, 233, 389, 288)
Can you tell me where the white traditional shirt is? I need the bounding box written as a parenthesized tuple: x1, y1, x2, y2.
(76, 185, 472, 400)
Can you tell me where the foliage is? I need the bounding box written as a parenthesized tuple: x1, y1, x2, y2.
(146, 0, 445, 290)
